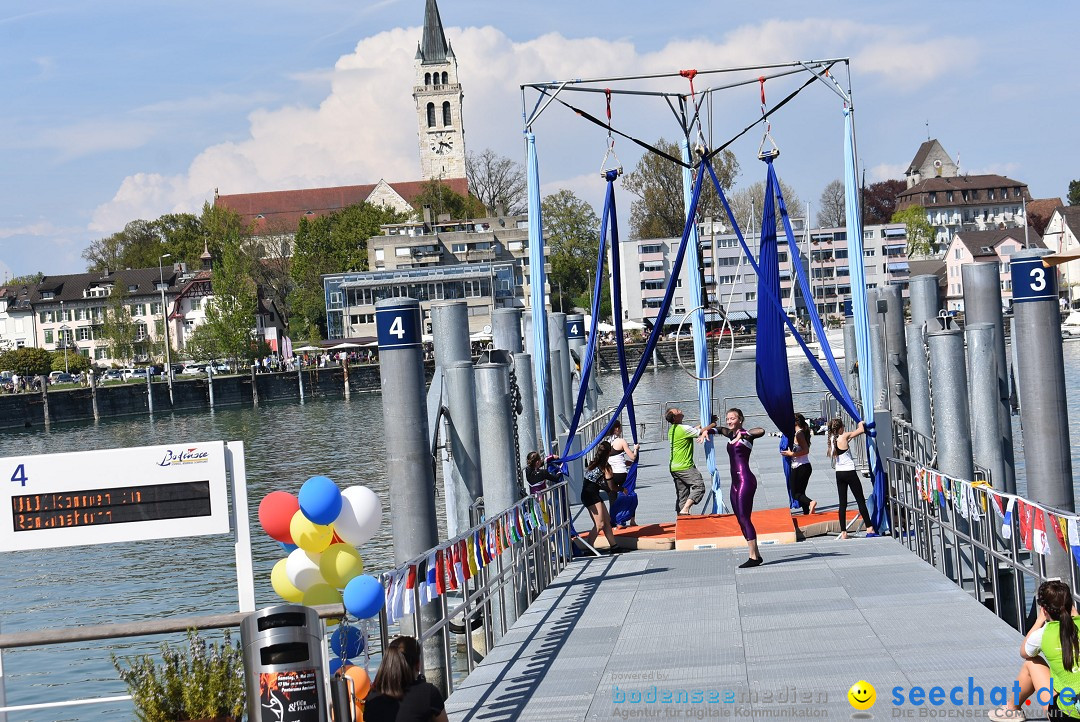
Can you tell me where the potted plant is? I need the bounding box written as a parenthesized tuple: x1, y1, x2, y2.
(112, 629, 246, 722)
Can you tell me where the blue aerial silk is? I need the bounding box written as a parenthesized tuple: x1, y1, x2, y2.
(680, 142, 724, 514)
(756, 163, 796, 502)
(526, 132, 554, 455)
(843, 108, 888, 533)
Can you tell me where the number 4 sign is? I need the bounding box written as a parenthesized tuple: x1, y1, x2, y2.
(375, 301, 422, 349)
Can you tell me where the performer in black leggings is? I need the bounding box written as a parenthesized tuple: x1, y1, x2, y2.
(827, 419, 874, 539)
(781, 414, 817, 516)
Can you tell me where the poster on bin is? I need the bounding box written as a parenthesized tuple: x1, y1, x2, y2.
(258, 669, 321, 722)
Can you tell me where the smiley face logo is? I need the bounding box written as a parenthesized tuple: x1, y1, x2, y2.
(848, 680, 876, 710)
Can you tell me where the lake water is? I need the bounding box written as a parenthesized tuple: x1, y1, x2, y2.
(1, 344, 1077, 720)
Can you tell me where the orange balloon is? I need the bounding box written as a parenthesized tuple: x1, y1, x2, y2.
(342, 664, 371, 720)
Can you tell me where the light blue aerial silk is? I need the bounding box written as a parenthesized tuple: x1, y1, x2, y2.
(843, 108, 888, 532)
(526, 132, 554, 454)
(680, 142, 724, 514)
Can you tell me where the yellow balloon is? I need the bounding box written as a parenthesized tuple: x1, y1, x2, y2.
(320, 544, 365, 588)
(291, 511, 334, 553)
(303, 583, 343, 626)
(271, 558, 304, 602)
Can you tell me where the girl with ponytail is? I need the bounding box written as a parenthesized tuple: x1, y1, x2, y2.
(991, 580, 1080, 721)
(366, 635, 449, 722)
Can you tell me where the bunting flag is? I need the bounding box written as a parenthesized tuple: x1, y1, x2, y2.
(967, 484, 981, 522)
(425, 552, 438, 603)
(1069, 518, 1080, 567)
(990, 492, 1005, 524)
(956, 480, 969, 520)
(473, 530, 486, 569)
(515, 507, 527, 539)
(435, 549, 447, 595)
(936, 474, 946, 509)
(403, 565, 417, 615)
(539, 497, 551, 526)
(1051, 513, 1069, 551)
(487, 523, 498, 559)
(521, 503, 533, 535)
(1017, 500, 1034, 551)
(467, 535, 479, 576)
(1003, 497, 1015, 540)
(1033, 510, 1051, 556)
(459, 540, 472, 582)
(451, 543, 465, 588)
(383, 574, 396, 625)
(393, 569, 407, 620)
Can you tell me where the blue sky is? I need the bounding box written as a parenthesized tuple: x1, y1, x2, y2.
(1, 0, 1077, 279)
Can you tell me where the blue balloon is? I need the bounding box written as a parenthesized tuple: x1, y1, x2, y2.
(299, 476, 343, 525)
(279, 542, 298, 554)
(330, 626, 365, 658)
(343, 575, 384, 619)
(329, 657, 345, 676)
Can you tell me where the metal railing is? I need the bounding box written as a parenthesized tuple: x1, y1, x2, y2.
(819, 395, 868, 471)
(891, 416, 936, 467)
(886, 456, 1076, 632)
(374, 480, 573, 697)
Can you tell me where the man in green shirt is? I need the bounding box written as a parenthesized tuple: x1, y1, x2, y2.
(665, 407, 715, 515)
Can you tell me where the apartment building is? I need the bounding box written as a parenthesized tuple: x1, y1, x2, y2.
(942, 228, 1045, 312)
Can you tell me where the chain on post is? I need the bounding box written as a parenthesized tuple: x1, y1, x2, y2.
(508, 360, 523, 490)
(922, 321, 938, 466)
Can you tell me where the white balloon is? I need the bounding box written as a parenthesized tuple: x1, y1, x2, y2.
(334, 486, 383, 546)
(285, 548, 325, 592)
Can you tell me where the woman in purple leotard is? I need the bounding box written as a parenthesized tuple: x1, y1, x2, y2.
(716, 407, 767, 568)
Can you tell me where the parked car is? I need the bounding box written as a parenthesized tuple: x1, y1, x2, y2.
(49, 372, 75, 384)
(121, 368, 151, 381)
(101, 369, 124, 382)
(180, 363, 206, 376)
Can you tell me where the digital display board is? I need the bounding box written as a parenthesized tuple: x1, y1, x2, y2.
(0, 441, 231, 551)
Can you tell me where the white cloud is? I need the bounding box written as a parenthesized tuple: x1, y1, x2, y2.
(33, 119, 158, 160)
(89, 18, 979, 233)
(0, 220, 64, 239)
(868, 163, 907, 183)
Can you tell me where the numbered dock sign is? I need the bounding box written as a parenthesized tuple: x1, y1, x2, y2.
(1011, 257, 1057, 304)
(1, 441, 231, 551)
(566, 318, 585, 340)
(376, 301, 422, 349)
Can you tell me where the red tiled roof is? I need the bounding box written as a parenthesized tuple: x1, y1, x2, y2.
(215, 178, 469, 234)
(898, 174, 1027, 197)
(1027, 197, 1063, 221)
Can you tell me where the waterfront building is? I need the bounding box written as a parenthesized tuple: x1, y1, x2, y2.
(27, 267, 181, 366)
(616, 221, 911, 328)
(0, 283, 37, 351)
(1041, 205, 1080, 308)
(942, 228, 1045, 312)
(323, 212, 550, 339)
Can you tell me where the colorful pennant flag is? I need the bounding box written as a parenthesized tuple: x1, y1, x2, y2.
(1033, 510, 1051, 556)
(424, 552, 438, 603)
(1051, 513, 1069, 551)
(1017, 500, 1033, 551)
(435, 549, 447, 595)
(403, 565, 417, 615)
(1068, 518, 1080, 567)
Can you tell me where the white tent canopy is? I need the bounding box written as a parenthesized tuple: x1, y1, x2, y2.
(294, 345, 323, 352)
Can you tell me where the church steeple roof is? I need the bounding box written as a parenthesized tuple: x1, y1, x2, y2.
(418, 0, 452, 65)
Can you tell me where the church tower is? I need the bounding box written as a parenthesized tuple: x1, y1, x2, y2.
(414, 0, 466, 181)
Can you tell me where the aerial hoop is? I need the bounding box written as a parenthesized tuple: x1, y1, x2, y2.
(673, 305, 738, 382)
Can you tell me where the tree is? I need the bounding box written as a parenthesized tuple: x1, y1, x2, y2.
(863, 179, 907, 225)
(726, 179, 804, 234)
(466, 149, 527, 215)
(289, 202, 408, 338)
(82, 212, 222, 273)
(411, 180, 485, 221)
(5, 272, 43, 286)
(201, 241, 259, 369)
(99, 285, 139, 365)
(892, 206, 935, 257)
(541, 190, 605, 316)
(816, 180, 845, 227)
(5, 347, 51, 377)
(622, 138, 740, 239)
(1069, 180, 1080, 207)
(50, 350, 91, 374)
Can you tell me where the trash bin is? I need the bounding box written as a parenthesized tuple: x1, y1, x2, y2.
(241, 604, 328, 722)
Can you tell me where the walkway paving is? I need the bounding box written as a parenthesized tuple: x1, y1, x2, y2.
(445, 432, 1029, 721)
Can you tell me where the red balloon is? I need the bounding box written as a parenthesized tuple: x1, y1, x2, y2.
(259, 491, 300, 543)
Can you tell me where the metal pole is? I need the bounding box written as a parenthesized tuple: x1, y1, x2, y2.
(513, 352, 539, 465)
(1012, 249, 1074, 581)
(430, 301, 471, 366)
(564, 314, 588, 415)
(88, 369, 99, 422)
(475, 361, 525, 628)
(374, 297, 445, 691)
(962, 262, 1016, 493)
(843, 316, 859, 401)
(965, 323, 1005, 489)
(444, 361, 484, 537)
(492, 308, 523, 354)
(429, 300, 472, 541)
(159, 253, 174, 405)
(548, 312, 572, 432)
(880, 285, 909, 421)
(907, 275, 940, 440)
(146, 366, 154, 415)
(207, 364, 215, 409)
(866, 289, 888, 411)
(297, 360, 305, 402)
(927, 323, 974, 481)
(40, 380, 49, 431)
(250, 365, 259, 406)
(342, 355, 350, 399)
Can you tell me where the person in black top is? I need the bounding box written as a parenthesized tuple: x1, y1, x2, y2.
(364, 636, 447, 722)
(524, 451, 560, 495)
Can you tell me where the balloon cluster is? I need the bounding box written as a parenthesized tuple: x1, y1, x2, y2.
(259, 477, 387, 623)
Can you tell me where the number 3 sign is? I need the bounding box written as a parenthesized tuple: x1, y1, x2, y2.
(376, 300, 422, 349)
(1011, 256, 1057, 304)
